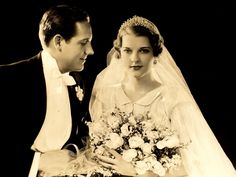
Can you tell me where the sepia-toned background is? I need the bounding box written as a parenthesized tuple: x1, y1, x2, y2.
(1, 0, 235, 167)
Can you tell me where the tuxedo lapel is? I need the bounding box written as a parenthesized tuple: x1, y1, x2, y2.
(66, 72, 89, 148)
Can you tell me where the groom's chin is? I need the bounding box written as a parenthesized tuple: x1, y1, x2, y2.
(76, 66, 84, 72)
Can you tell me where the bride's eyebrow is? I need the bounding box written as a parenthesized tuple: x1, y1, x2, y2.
(121, 47, 131, 49)
(140, 47, 151, 49)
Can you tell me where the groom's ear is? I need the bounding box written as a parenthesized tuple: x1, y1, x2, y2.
(53, 34, 63, 51)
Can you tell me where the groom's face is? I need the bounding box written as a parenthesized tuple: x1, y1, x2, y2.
(58, 21, 94, 73)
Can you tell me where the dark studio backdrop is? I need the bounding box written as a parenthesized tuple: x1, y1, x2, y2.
(1, 0, 235, 167)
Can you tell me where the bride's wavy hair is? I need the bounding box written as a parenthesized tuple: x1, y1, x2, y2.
(113, 16, 164, 58)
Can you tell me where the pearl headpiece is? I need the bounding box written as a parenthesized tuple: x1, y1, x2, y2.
(118, 15, 160, 35)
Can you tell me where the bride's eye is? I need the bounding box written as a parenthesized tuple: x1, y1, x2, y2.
(123, 48, 132, 54)
(139, 48, 150, 54)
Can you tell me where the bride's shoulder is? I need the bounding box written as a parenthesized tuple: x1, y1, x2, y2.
(162, 85, 179, 96)
(161, 85, 190, 103)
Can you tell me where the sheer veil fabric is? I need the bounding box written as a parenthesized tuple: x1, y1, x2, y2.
(89, 44, 236, 177)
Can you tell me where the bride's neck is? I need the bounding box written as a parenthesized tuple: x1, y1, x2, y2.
(123, 70, 158, 90)
(121, 71, 160, 102)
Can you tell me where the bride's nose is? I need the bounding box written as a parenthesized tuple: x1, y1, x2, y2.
(130, 52, 140, 63)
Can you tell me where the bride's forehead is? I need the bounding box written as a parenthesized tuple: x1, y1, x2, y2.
(122, 35, 151, 46)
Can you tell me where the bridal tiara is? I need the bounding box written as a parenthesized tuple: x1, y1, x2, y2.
(118, 15, 160, 35)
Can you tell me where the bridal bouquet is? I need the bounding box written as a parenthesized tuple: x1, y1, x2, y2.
(86, 107, 184, 176)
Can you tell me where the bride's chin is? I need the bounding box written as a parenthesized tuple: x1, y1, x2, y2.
(133, 70, 151, 79)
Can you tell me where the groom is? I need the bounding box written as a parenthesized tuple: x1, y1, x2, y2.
(0, 4, 93, 176)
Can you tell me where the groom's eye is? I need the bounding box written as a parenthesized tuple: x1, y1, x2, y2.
(79, 39, 89, 46)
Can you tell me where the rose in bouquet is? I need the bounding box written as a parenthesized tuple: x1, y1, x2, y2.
(87, 107, 185, 176)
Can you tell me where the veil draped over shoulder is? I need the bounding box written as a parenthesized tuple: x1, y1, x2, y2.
(89, 44, 236, 177)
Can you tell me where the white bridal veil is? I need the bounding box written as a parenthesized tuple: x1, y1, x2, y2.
(89, 17, 236, 177)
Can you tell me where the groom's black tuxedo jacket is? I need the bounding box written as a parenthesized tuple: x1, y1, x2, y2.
(0, 51, 90, 176)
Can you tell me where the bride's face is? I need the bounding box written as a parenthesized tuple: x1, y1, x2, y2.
(120, 34, 154, 78)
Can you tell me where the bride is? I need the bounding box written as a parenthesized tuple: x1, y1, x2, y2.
(88, 15, 236, 177)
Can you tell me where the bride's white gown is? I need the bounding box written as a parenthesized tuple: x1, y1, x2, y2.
(90, 82, 235, 177)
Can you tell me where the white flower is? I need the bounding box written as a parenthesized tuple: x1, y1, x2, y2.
(107, 115, 121, 129)
(128, 115, 137, 125)
(152, 160, 166, 176)
(145, 130, 160, 141)
(141, 143, 153, 154)
(75, 85, 84, 101)
(135, 160, 150, 174)
(87, 119, 109, 137)
(122, 149, 137, 162)
(129, 136, 144, 148)
(121, 123, 131, 136)
(156, 134, 180, 149)
(144, 156, 157, 168)
(141, 119, 155, 131)
(105, 133, 124, 149)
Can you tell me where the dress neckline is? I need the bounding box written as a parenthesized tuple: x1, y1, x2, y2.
(117, 84, 163, 106)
